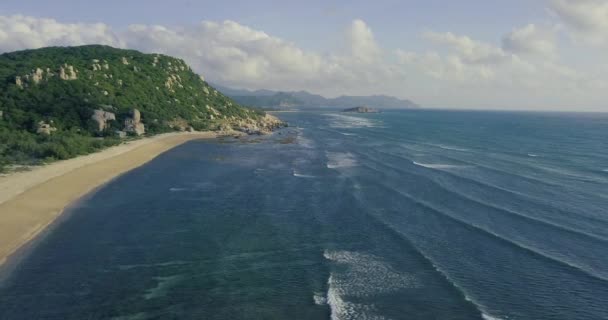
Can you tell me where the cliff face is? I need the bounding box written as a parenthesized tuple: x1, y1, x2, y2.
(0, 45, 279, 137)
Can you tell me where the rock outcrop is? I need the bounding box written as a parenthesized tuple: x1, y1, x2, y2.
(91, 109, 116, 131)
(15, 76, 23, 89)
(165, 75, 179, 91)
(124, 109, 145, 135)
(36, 121, 57, 135)
(342, 106, 380, 113)
(31, 68, 44, 84)
(235, 114, 284, 135)
(59, 64, 78, 80)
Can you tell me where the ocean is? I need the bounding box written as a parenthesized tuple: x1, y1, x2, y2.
(1, 110, 608, 319)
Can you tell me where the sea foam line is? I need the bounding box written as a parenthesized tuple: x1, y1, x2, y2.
(360, 149, 608, 244)
(340, 196, 495, 320)
(367, 147, 608, 229)
(428, 143, 470, 152)
(353, 158, 608, 293)
(371, 177, 608, 284)
(293, 170, 316, 178)
(326, 113, 382, 129)
(400, 137, 602, 192)
(412, 161, 469, 170)
(324, 250, 415, 320)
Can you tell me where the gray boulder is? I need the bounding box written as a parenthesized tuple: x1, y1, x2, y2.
(91, 109, 116, 131)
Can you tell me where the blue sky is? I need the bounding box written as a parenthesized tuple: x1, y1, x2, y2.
(1, 0, 607, 110)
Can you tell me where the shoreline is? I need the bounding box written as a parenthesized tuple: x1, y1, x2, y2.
(0, 131, 217, 268)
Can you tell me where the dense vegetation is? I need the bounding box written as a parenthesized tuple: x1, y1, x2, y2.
(0, 45, 264, 172)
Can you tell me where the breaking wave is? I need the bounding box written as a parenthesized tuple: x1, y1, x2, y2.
(430, 144, 470, 152)
(324, 250, 418, 320)
(313, 292, 327, 305)
(327, 113, 382, 129)
(412, 161, 469, 170)
(293, 170, 316, 178)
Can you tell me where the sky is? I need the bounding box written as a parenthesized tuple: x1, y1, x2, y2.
(0, 0, 607, 111)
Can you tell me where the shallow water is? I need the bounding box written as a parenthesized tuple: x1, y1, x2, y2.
(1, 110, 608, 319)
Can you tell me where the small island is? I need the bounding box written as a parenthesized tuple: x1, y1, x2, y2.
(342, 106, 380, 113)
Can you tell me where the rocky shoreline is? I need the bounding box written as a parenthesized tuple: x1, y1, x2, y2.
(233, 114, 286, 135)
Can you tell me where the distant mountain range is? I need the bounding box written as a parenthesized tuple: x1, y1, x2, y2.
(213, 84, 420, 109)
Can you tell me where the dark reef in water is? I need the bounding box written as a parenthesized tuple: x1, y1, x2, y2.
(342, 106, 380, 113)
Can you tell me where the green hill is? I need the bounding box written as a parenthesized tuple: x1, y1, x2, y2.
(0, 45, 279, 171)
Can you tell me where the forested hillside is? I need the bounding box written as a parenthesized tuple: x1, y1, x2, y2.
(0, 45, 274, 171)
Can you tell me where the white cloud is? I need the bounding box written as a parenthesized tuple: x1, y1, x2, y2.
(396, 27, 607, 109)
(395, 50, 496, 82)
(550, 0, 608, 45)
(348, 19, 381, 63)
(0, 14, 607, 110)
(423, 31, 512, 65)
(0, 15, 121, 52)
(502, 24, 557, 57)
(123, 20, 327, 88)
(123, 19, 399, 95)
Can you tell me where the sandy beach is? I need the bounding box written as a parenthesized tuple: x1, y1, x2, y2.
(0, 131, 217, 267)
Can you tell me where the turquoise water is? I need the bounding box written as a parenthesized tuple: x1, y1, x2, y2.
(1, 110, 608, 319)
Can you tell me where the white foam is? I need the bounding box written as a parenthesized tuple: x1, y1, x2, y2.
(326, 152, 358, 169)
(324, 250, 417, 319)
(432, 144, 470, 152)
(143, 275, 183, 300)
(323, 250, 418, 295)
(413, 161, 467, 170)
(339, 132, 357, 136)
(527, 153, 539, 157)
(169, 187, 187, 192)
(293, 170, 316, 178)
(482, 313, 504, 320)
(326, 113, 382, 129)
(326, 275, 386, 320)
(313, 292, 327, 305)
(602, 169, 608, 173)
(533, 164, 607, 182)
